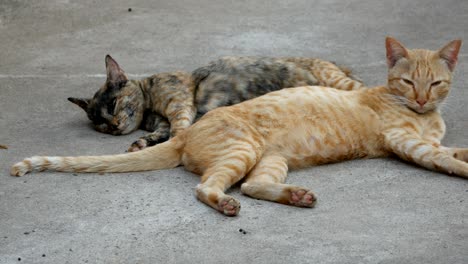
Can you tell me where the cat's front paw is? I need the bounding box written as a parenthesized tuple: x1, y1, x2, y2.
(127, 138, 148, 152)
(452, 149, 468, 163)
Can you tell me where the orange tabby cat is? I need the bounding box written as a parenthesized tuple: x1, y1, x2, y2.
(11, 37, 467, 216)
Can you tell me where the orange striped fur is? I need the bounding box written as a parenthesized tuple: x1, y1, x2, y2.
(11, 38, 466, 216)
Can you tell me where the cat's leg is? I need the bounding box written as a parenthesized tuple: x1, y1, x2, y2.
(168, 107, 196, 137)
(384, 129, 468, 178)
(312, 59, 365, 91)
(165, 94, 196, 137)
(440, 147, 468, 162)
(422, 119, 468, 162)
(128, 113, 170, 152)
(240, 153, 316, 207)
(195, 142, 259, 216)
(421, 115, 446, 148)
(130, 102, 196, 152)
(419, 118, 467, 162)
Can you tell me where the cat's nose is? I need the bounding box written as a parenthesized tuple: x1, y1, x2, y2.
(416, 99, 427, 107)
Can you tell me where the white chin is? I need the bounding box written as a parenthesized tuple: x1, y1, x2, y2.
(411, 106, 434, 114)
(408, 105, 426, 113)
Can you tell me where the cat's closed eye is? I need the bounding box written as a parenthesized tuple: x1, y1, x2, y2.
(108, 99, 117, 115)
(402, 78, 414, 86)
(431, 81, 442, 87)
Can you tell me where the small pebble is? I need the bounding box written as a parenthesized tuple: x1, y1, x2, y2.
(238, 228, 243, 232)
(23, 232, 30, 235)
(42, 254, 46, 257)
(128, 8, 132, 12)
(72, 173, 78, 176)
(18, 257, 21, 261)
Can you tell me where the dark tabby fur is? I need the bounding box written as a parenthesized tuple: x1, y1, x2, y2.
(69, 55, 365, 151)
(69, 55, 194, 149)
(193, 56, 362, 116)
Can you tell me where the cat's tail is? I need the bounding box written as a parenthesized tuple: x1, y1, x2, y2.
(334, 64, 362, 82)
(10, 138, 184, 177)
(314, 60, 365, 91)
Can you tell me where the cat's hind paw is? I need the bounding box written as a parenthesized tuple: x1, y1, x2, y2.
(127, 139, 148, 152)
(288, 188, 317, 208)
(218, 197, 241, 216)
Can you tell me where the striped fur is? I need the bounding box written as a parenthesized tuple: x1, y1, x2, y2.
(192, 56, 364, 116)
(69, 55, 364, 152)
(12, 38, 466, 216)
(68, 55, 195, 151)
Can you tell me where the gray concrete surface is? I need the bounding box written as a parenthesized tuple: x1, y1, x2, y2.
(1, 0, 467, 263)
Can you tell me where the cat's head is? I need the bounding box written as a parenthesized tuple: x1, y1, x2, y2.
(68, 55, 145, 135)
(386, 37, 462, 113)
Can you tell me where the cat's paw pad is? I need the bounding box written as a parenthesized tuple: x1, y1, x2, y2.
(127, 139, 148, 152)
(218, 197, 241, 216)
(289, 189, 316, 208)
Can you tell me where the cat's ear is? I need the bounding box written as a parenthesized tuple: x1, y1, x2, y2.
(68, 97, 90, 112)
(105, 55, 128, 85)
(438, 39, 462, 72)
(385, 37, 409, 68)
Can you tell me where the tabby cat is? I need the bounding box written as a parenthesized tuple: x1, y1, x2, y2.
(68, 55, 195, 149)
(69, 56, 364, 152)
(12, 38, 467, 217)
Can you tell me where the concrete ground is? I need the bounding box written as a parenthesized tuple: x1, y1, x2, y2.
(1, 0, 467, 263)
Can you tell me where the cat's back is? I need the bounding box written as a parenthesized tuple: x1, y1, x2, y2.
(193, 56, 305, 77)
(192, 56, 320, 114)
(147, 71, 193, 95)
(237, 85, 361, 114)
(191, 86, 386, 167)
(196, 86, 347, 129)
(233, 86, 386, 162)
(214, 86, 373, 135)
(193, 56, 319, 86)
